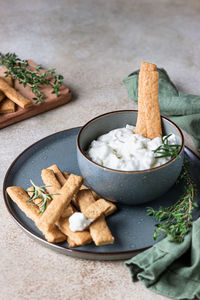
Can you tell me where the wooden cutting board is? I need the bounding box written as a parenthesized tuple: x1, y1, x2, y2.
(0, 60, 72, 129)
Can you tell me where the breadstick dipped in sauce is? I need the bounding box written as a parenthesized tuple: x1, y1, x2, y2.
(135, 62, 162, 139)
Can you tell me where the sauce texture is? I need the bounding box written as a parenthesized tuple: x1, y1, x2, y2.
(87, 125, 177, 171)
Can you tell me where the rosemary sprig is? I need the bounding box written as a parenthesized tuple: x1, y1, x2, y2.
(147, 160, 198, 242)
(27, 180, 54, 213)
(0, 52, 64, 103)
(153, 134, 181, 159)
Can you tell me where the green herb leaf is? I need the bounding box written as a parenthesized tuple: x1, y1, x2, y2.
(153, 134, 181, 159)
(26, 180, 56, 214)
(147, 160, 197, 243)
(0, 52, 64, 104)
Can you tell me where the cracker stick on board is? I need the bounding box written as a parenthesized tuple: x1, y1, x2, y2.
(0, 75, 12, 101)
(0, 77, 33, 108)
(39, 174, 83, 231)
(0, 90, 4, 101)
(142, 70, 162, 139)
(135, 62, 157, 137)
(6, 186, 66, 243)
(0, 75, 15, 113)
(0, 99, 15, 113)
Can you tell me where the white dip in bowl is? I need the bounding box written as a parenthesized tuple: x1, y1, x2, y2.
(87, 124, 177, 171)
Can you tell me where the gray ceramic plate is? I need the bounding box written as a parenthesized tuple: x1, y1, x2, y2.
(3, 127, 200, 260)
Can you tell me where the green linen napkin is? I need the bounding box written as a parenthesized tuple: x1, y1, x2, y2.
(126, 218, 200, 300)
(123, 68, 200, 151)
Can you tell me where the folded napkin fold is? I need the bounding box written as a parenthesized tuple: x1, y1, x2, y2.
(123, 68, 200, 151)
(126, 218, 200, 300)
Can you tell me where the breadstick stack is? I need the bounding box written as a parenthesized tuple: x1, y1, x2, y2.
(0, 76, 32, 114)
(135, 62, 162, 139)
(6, 164, 117, 247)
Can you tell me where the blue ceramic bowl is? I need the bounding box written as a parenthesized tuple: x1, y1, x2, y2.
(77, 110, 184, 205)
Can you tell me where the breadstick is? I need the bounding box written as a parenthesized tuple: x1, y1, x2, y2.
(89, 215, 114, 246)
(63, 170, 99, 200)
(63, 171, 80, 208)
(6, 186, 66, 243)
(0, 75, 15, 113)
(41, 168, 75, 218)
(63, 170, 89, 208)
(77, 190, 114, 245)
(63, 170, 88, 190)
(0, 99, 15, 113)
(77, 189, 95, 213)
(77, 189, 116, 217)
(0, 90, 4, 101)
(62, 171, 69, 179)
(44, 226, 66, 243)
(140, 62, 157, 72)
(61, 204, 75, 218)
(142, 70, 162, 139)
(0, 77, 33, 108)
(28, 183, 75, 246)
(41, 168, 61, 193)
(7, 186, 41, 222)
(39, 174, 83, 231)
(48, 164, 66, 186)
(57, 217, 92, 246)
(104, 201, 117, 216)
(45, 169, 90, 246)
(0, 74, 12, 101)
(84, 199, 112, 220)
(135, 62, 157, 137)
(67, 236, 77, 248)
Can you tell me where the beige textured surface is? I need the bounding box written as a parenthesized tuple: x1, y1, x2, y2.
(0, 0, 200, 299)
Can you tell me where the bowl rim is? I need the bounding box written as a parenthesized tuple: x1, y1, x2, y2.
(77, 110, 184, 174)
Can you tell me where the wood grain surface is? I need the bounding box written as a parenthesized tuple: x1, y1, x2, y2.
(0, 60, 72, 129)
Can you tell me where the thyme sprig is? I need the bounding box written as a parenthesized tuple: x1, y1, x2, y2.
(153, 134, 181, 159)
(0, 52, 64, 103)
(147, 160, 198, 242)
(27, 180, 55, 213)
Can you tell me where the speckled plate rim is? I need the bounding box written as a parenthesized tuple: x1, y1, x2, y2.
(2, 127, 198, 261)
